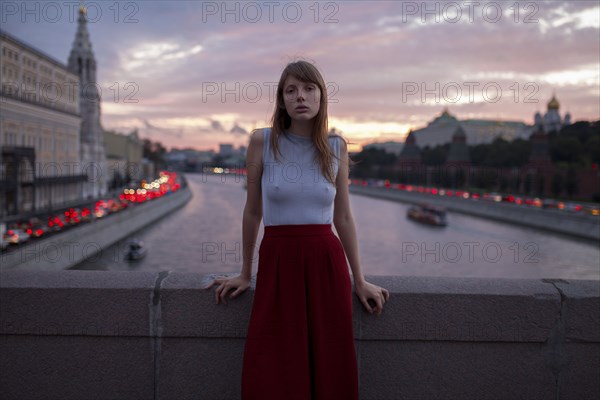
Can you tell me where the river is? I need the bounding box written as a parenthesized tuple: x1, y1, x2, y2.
(73, 173, 600, 280)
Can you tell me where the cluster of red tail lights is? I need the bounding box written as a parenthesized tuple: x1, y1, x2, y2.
(352, 179, 595, 215)
(64, 208, 80, 224)
(121, 171, 180, 203)
(4, 172, 184, 245)
(47, 216, 64, 230)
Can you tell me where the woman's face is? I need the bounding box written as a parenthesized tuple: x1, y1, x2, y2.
(282, 75, 321, 122)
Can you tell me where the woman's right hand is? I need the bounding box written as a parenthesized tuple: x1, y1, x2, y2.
(207, 275, 251, 305)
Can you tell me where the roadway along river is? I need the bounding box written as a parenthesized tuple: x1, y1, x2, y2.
(73, 173, 600, 280)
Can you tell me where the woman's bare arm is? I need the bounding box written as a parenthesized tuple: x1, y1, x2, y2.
(211, 129, 264, 304)
(333, 139, 390, 315)
(240, 129, 264, 280)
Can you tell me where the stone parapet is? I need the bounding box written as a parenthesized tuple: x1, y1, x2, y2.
(0, 270, 598, 400)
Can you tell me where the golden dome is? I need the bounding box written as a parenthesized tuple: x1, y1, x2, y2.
(547, 95, 560, 110)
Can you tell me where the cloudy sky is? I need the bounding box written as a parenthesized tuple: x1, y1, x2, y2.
(3, 1, 599, 151)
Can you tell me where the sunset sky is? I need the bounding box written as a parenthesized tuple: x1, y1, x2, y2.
(3, 1, 599, 152)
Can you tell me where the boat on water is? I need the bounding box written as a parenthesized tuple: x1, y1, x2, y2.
(407, 203, 448, 226)
(126, 239, 147, 261)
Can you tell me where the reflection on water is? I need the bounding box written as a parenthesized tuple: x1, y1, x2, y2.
(74, 173, 600, 280)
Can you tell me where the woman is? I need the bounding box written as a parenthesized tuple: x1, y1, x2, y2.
(209, 60, 390, 399)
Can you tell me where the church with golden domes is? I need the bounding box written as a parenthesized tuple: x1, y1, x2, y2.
(534, 94, 571, 134)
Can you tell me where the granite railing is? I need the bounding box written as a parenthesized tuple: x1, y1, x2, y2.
(0, 270, 598, 400)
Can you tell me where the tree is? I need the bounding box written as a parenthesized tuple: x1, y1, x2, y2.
(551, 120, 600, 167)
(536, 174, 545, 197)
(560, 121, 597, 145)
(499, 175, 508, 192)
(421, 145, 448, 166)
(565, 166, 578, 198)
(143, 138, 167, 171)
(350, 148, 396, 178)
(469, 138, 529, 168)
(551, 172, 564, 198)
(524, 173, 533, 195)
(470, 143, 490, 166)
(587, 135, 600, 166)
(551, 136, 584, 165)
(507, 139, 531, 167)
(486, 138, 511, 167)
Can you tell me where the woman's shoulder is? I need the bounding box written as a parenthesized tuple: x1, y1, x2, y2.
(249, 127, 270, 144)
(327, 134, 347, 151)
(327, 133, 345, 142)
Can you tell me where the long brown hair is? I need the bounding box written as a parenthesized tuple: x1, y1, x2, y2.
(269, 60, 352, 185)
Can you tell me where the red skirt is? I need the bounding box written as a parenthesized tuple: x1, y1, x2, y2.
(241, 224, 359, 400)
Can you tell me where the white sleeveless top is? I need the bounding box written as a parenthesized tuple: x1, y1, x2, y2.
(261, 128, 341, 226)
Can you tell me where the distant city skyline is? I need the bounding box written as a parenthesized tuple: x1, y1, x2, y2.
(3, 1, 599, 152)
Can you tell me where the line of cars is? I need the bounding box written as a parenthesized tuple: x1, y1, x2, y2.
(1, 171, 182, 252)
(1, 199, 128, 251)
(351, 179, 600, 216)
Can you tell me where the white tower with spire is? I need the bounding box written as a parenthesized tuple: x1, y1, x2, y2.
(68, 5, 107, 198)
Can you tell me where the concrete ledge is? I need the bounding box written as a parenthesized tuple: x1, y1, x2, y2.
(0, 270, 598, 400)
(0, 270, 156, 337)
(359, 276, 560, 342)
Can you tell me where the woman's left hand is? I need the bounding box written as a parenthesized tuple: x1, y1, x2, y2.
(355, 281, 390, 316)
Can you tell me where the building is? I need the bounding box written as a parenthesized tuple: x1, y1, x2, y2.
(412, 108, 532, 148)
(534, 95, 571, 134)
(445, 126, 471, 187)
(528, 125, 552, 168)
(445, 126, 471, 166)
(396, 131, 421, 165)
(217, 143, 247, 167)
(363, 141, 404, 156)
(413, 96, 572, 149)
(68, 6, 107, 199)
(0, 6, 109, 220)
(219, 144, 234, 156)
(0, 30, 85, 219)
(393, 130, 422, 184)
(104, 129, 144, 187)
(165, 148, 214, 171)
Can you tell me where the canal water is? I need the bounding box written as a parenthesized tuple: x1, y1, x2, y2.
(73, 173, 600, 280)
